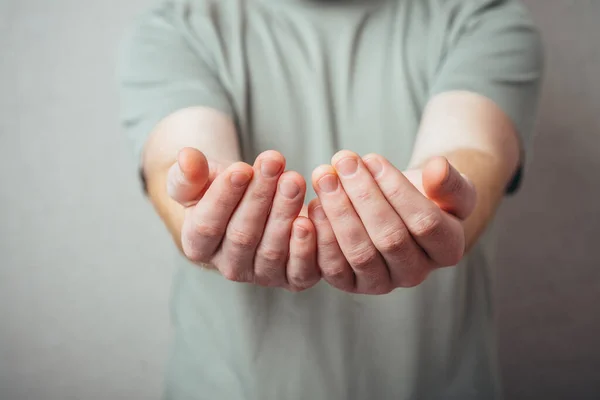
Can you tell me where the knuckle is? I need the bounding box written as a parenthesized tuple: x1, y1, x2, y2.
(317, 233, 339, 248)
(288, 269, 318, 289)
(257, 246, 287, 265)
(225, 252, 251, 272)
(192, 221, 222, 240)
(291, 246, 312, 262)
(269, 206, 295, 221)
(221, 267, 245, 282)
(355, 189, 373, 203)
(182, 244, 207, 264)
(268, 208, 285, 221)
(347, 246, 379, 270)
(412, 209, 443, 238)
(181, 231, 210, 263)
(385, 184, 404, 203)
(322, 264, 349, 281)
(375, 230, 409, 254)
(217, 191, 238, 209)
(254, 268, 283, 287)
(227, 227, 257, 251)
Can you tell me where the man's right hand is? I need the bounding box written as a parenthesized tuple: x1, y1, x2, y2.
(168, 147, 321, 291)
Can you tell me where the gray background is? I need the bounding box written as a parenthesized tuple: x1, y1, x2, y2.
(0, 0, 598, 399)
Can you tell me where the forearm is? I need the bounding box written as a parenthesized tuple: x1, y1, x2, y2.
(142, 107, 241, 252)
(408, 91, 522, 252)
(443, 148, 514, 251)
(147, 169, 187, 252)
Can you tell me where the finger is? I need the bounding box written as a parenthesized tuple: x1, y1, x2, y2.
(218, 151, 285, 282)
(254, 171, 306, 287)
(312, 164, 391, 295)
(181, 162, 253, 264)
(167, 147, 210, 206)
(308, 199, 355, 292)
(333, 151, 430, 288)
(363, 154, 465, 267)
(286, 217, 320, 291)
(422, 157, 476, 220)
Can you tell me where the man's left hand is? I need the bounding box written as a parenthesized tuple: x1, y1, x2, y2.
(309, 150, 476, 295)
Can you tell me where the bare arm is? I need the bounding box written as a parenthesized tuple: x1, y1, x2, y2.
(142, 107, 241, 251)
(141, 106, 319, 290)
(409, 91, 521, 250)
(309, 91, 522, 294)
(119, 6, 319, 290)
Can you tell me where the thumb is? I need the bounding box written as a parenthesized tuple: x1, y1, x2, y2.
(422, 156, 476, 220)
(167, 147, 215, 206)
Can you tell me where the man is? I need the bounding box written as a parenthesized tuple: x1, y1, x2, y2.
(118, 0, 543, 398)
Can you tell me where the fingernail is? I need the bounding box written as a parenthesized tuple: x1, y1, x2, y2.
(279, 179, 300, 199)
(230, 171, 251, 188)
(317, 174, 338, 193)
(294, 224, 309, 239)
(261, 159, 282, 178)
(312, 205, 327, 221)
(335, 157, 358, 177)
(364, 157, 383, 178)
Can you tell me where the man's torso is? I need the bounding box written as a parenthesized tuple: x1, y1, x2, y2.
(143, 1, 504, 398)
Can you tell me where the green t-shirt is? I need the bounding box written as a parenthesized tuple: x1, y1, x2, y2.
(118, 0, 543, 399)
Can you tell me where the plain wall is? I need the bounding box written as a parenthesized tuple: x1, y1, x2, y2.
(0, 0, 598, 399)
(495, 1, 600, 398)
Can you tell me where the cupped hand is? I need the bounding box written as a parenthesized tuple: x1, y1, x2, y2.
(309, 151, 475, 295)
(168, 147, 320, 291)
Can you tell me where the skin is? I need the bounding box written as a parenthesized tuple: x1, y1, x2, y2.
(145, 108, 320, 291)
(143, 91, 520, 295)
(308, 152, 471, 294)
(178, 150, 320, 290)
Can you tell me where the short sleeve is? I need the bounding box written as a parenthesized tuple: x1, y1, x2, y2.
(116, 2, 234, 166)
(429, 0, 544, 193)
